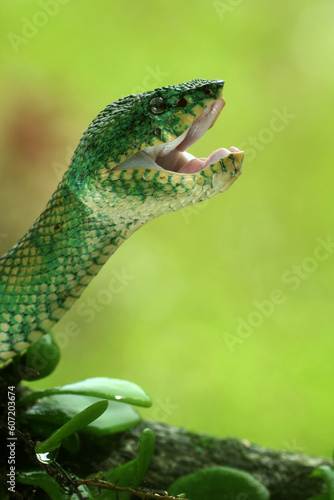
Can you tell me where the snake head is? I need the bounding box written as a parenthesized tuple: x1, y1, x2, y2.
(67, 79, 244, 224)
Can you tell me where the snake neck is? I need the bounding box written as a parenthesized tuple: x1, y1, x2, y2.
(0, 180, 135, 359)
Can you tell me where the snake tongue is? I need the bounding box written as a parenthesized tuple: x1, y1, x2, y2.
(178, 148, 231, 174)
(177, 157, 206, 174)
(176, 99, 225, 153)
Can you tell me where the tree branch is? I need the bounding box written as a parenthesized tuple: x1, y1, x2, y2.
(78, 421, 331, 500)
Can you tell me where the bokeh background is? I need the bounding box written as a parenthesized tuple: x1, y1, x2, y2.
(0, 0, 333, 458)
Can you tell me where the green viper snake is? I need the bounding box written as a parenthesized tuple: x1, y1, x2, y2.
(0, 79, 244, 362)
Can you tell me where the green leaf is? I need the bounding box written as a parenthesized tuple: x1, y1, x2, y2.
(22, 394, 142, 436)
(19, 333, 61, 380)
(168, 467, 270, 500)
(91, 428, 155, 500)
(19, 419, 81, 453)
(17, 470, 65, 499)
(20, 377, 152, 407)
(310, 466, 334, 499)
(135, 427, 155, 483)
(17, 470, 93, 499)
(35, 400, 108, 453)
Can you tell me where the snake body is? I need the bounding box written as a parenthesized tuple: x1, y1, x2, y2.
(0, 79, 243, 361)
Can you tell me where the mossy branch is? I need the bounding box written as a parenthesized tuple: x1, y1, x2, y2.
(78, 421, 331, 500)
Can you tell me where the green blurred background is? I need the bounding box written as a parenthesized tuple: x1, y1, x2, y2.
(0, 0, 333, 457)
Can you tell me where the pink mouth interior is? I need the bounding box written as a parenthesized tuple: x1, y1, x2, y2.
(178, 147, 240, 174)
(157, 99, 240, 174)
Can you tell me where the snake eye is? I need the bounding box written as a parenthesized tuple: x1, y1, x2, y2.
(150, 96, 166, 114)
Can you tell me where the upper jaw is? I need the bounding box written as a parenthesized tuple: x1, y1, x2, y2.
(114, 97, 243, 176)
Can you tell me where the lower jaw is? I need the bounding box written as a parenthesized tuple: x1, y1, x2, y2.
(203, 150, 244, 178)
(178, 145, 243, 174)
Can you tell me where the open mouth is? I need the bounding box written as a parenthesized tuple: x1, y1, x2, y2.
(114, 98, 242, 175)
